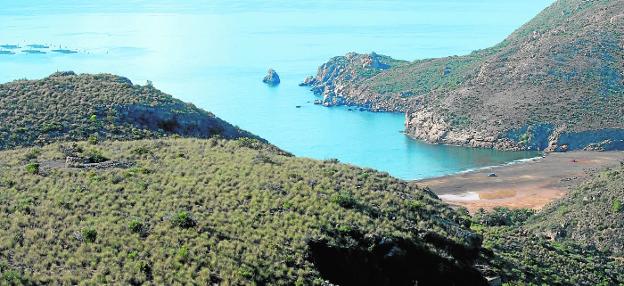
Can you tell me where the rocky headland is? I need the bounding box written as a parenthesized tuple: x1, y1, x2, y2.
(302, 0, 624, 152)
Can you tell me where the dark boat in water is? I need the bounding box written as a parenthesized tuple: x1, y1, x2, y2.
(22, 49, 46, 54)
(0, 44, 20, 49)
(27, 44, 50, 49)
(51, 49, 78, 54)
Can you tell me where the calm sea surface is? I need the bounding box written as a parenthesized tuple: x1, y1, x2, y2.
(0, 0, 552, 179)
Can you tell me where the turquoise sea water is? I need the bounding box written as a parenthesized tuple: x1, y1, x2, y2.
(0, 0, 552, 179)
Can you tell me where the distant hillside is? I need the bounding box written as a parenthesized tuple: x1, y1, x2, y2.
(303, 0, 624, 151)
(0, 138, 487, 285)
(0, 72, 256, 150)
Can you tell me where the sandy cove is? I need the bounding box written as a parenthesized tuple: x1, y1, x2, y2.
(417, 151, 624, 212)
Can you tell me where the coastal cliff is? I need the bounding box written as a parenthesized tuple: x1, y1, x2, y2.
(300, 52, 409, 112)
(303, 0, 624, 151)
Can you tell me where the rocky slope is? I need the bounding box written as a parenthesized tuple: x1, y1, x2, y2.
(303, 0, 624, 151)
(0, 72, 257, 150)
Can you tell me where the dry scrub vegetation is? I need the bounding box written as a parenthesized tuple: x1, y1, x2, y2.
(0, 138, 481, 285)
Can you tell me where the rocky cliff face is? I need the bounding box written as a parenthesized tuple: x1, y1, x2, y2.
(301, 52, 409, 111)
(305, 0, 624, 151)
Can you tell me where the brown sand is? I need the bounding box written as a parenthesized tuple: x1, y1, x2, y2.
(416, 151, 624, 212)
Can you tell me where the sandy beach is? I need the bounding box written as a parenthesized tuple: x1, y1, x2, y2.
(417, 151, 624, 211)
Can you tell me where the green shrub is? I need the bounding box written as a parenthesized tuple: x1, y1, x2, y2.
(128, 219, 145, 234)
(336, 224, 353, 234)
(16, 197, 34, 214)
(331, 191, 357, 208)
(176, 246, 190, 262)
(282, 202, 293, 210)
(237, 266, 254, 279)
(237, 137, 260, 149)
(126, 167, 151, 176)
(40, 122, 63, 133)
(86, 171, 103, 182)
(23, 148, 41, 160)
(474, 207, 535, 227)
(519, 131, 531, 145)
(81, 227, 97, 243)
(406, 200, 425, 211)
(613, 199, 623, 213)
(2, 270, 29, 285)
(88, 135, 98, 145)
(131, 146, 151, 155)
(252, 153, 274, 164)
(25, 163, 39, 174)
(171, 211, 196, 228)
(85, 149, 108, 163)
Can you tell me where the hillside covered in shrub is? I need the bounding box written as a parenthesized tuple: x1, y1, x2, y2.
(526, 165, 624, 256)
(1, 72, 622, 285)
(0, 138, 487, 285)
(474, 208, 623, 285)
(0, 72, 256, 150)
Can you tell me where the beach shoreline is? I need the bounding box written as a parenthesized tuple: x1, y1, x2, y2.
(416, 151, 624, 212)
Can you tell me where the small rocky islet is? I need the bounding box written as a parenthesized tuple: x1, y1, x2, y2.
(262, 68, 281, 86)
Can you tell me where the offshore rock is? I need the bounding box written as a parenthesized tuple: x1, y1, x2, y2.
(262, 68, 281, 86)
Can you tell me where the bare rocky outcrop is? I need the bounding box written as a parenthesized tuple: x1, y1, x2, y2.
(262, 68, 280, 86)
(65, 156, 85, 168)
(65, 156, 134, 169)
